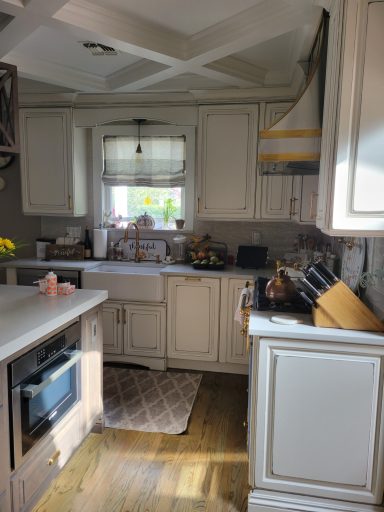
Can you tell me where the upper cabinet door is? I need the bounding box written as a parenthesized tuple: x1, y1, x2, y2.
(20, 108, 87, 216)
(197, 106, 258, 219)
(318, 0, 384, 235)
(257, 103, 295, 220)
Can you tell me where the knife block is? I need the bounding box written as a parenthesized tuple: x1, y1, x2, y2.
(312, 281, 384, 332)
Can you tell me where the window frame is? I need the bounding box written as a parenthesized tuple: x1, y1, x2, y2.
(92, 124, 195, 231)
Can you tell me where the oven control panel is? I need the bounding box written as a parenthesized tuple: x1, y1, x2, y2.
(37, 335, 66, 366)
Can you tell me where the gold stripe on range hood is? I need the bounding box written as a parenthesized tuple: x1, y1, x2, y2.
(258, 13, 327, 175)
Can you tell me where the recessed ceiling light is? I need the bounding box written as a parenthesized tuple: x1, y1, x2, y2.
(80, 41, 118, 56)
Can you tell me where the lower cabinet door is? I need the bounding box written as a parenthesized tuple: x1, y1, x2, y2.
(123, 303, 166, 358)
(252, 337, 384, 503)
(226, 279, 251, 365)
(81, 307, 103, 434)
(167, 276, 220, 361)
(102, 301, 123, 355)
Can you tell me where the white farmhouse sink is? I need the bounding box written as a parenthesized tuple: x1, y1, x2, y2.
(82, 263, 165, 301)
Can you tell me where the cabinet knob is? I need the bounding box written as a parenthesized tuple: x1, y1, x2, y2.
(47, 449, 61, 466)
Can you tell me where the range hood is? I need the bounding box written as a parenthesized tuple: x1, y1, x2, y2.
(258, 15, 327, 176)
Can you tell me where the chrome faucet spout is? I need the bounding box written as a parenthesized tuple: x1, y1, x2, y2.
(124, 222, 140, 262)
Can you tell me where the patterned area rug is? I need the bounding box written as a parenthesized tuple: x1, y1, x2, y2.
(103, 367, 202, 434)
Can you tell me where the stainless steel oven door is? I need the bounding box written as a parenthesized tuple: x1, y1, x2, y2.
(11, 344, 82, 469)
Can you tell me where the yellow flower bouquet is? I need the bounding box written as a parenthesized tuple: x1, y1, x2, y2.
(0, 237, 21, 259)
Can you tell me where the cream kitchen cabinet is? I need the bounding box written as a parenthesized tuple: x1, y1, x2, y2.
(224, 279, 252, 365)
(249, 334, 384, 511)
(81, 306, 104, 435)
(317, 0, 384, 235)
(167, 276, 220, 362)
(102, 300, 166, 370)
(257, 103, 319, 223)
(20, 108, 87, 216)
(0, 363, 10, 512)
(197, 105, 258, 219)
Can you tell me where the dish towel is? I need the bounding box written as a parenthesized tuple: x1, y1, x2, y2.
(234, 287, 254, 324)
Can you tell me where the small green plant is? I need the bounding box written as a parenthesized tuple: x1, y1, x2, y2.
(163, 198, 177, 224)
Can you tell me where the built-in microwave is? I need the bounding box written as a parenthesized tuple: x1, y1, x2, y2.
(8, 322, 82, 469)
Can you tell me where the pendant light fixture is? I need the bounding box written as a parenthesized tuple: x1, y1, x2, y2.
(133, 118, 145, 154)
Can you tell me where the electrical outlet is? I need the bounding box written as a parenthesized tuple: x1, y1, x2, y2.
(251, 231, 261, 245)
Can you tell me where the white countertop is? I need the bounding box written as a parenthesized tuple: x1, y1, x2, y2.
(0, 258, 101, 271)
(249, 310, 384, 346)
(1, 258, 276, 279)
(0, 285, 108, 363)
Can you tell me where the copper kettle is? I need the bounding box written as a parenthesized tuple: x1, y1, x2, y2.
(265, 264, 297, 303)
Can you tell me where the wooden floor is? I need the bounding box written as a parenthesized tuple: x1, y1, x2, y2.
(33, 372, 249, 512)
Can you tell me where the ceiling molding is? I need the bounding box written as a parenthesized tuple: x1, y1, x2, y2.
(0, 0, 23, 16)
(0, 0, 70, 59)
(206, 56, 266, 86)
(1, 0, 323, 94)
(53, 0, 186, 62)
(106, 60, 169, 91)
(7, 51, 107, 91)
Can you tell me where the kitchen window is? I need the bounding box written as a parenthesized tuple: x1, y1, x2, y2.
(92, 124, 195, 230)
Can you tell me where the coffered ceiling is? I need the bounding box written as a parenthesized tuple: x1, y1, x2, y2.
(0, 0, 328, 93)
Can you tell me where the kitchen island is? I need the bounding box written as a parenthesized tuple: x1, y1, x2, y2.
(248, 311, 384, 512)
(0, 285, 107, 512)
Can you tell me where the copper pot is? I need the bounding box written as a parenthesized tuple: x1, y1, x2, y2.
(265, 269, 297, 303)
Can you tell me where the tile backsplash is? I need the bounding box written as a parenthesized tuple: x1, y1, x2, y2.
(41, 216, 328, 262)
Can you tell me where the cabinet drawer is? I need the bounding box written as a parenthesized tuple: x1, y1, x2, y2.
(11, 406, 81, 512)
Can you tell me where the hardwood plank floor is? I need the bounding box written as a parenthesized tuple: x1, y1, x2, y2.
(33, 372, 249, 512)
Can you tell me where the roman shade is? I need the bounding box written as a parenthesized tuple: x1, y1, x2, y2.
(102, 135, 186, 187)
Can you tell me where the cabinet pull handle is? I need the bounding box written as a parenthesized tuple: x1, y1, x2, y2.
(309, 192, 319, 220)
(68, 195, 72, 210)
(47, 450, 61, 466)
(289, 197, 298, 218)
(123, 308, 127, 324)
(117, 309, 120, 323)
(197, 197, 200, 213)
(185, 277, 202, 281)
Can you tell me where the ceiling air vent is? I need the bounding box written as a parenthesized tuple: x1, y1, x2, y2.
(80, 41, 118, 56)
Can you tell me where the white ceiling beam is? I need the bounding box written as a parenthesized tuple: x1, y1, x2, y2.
(0, 0, 71, 59)
(48, 0, 322, 92)
(52, 0, 186, 63)
(0, 0, 23, 16)
(186, 0, 323, 64)
(205, 56, 267, 86)
(107, 60, 169, 91)
(188, 65, 257, 88)
(6, 50, 107, 91)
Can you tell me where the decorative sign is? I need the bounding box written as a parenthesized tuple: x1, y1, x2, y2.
(120, 239, 167, 261)
(46, 244, 85, 260)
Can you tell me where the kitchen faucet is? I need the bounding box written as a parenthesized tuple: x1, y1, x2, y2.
(124, 222, 141, 262)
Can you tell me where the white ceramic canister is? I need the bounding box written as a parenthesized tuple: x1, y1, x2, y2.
(45, 271, 57, 296)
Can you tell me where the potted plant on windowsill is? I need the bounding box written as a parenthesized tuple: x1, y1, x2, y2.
(163, 198, 177, 229)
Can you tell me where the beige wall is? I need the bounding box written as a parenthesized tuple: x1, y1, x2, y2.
(0, 157, 41, 258)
